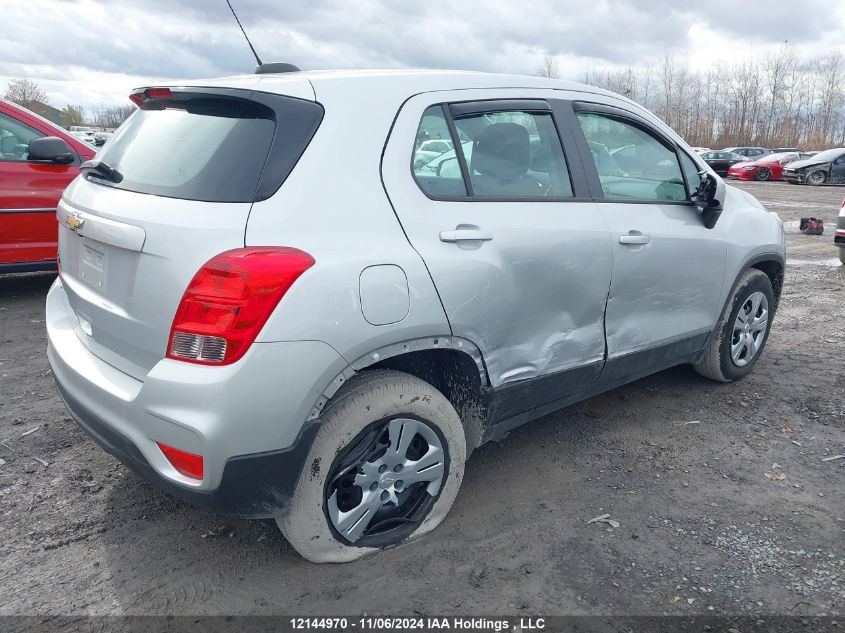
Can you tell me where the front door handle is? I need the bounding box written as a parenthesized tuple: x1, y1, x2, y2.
(439, 229, 494, 243)
(619, 234, 650, 245)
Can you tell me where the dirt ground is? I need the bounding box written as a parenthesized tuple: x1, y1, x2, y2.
(0, 180, 843, 617)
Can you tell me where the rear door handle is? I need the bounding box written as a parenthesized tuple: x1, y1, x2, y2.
(439, 229, 494, 243)
(619, 234, 650, 245)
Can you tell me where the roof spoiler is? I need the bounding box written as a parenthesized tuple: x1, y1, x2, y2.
(255, 63, 301, 75)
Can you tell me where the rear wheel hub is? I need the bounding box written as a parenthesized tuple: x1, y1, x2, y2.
(325, 417, 447, 547)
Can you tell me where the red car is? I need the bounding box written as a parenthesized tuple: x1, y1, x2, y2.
(0, 98, 96, 272)
(726, 151, 810, 182)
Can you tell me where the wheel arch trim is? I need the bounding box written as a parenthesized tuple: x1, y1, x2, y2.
(709, 252, 785, 346)
(307, 336, 488, 421)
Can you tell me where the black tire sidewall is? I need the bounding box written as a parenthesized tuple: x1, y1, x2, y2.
(755, 168, 770, 181)
(717, 272, 774, 381)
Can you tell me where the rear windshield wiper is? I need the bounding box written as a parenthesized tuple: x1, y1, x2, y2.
(80, 160, 123, 183)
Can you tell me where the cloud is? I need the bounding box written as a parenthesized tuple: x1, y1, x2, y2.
(1, 0, 843, 109)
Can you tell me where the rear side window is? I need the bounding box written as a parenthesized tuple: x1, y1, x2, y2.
(412, 104, 574, 200)
(413, 105, 467, 197)
(92, 92, 322, 203)
(454, 110, 573, 198)
(576, 112, 686, 202)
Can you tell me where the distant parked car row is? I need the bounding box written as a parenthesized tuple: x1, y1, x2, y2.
(693, 145, 845, 185)
(727, 152, 815, 181)
(68, 126, 114, 147)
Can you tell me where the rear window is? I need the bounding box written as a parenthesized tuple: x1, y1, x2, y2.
(91, 92, 322, 203)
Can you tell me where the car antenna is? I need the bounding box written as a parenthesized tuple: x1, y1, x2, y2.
(224, 0, 302, 74)
(225, 0, 262, 66)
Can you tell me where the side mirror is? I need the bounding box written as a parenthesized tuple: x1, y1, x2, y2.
(693, 171, 725, 229)
(28, 137, 75, 165)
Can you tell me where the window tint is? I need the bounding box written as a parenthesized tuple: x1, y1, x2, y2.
(679, 151, 702, 197)
(413, 105, 467, 197)
(576, 112, 686, 201)
(453, 110, 573, 198)
(93, 96, 277, 202)
(0, 111, 44, 161)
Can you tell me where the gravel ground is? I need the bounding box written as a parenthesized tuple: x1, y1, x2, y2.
(0, 180, 843, 617)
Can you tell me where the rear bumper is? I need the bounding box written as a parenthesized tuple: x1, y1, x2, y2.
(57, 380, 320, 517)
(46, 277, 350, 517)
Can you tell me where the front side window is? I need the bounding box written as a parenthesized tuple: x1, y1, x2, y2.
(679, 151, 702, 198)
(0, 112, 44, 162)
(576, 112, 686, 202)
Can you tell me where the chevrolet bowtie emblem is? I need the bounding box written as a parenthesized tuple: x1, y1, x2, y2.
(65, 212, 84, 231)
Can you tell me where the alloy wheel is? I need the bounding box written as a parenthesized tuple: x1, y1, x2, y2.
(807, 170, 826, 185)
(730, 291, 769, 367)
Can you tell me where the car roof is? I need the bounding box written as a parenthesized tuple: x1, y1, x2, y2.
(151, 68, 624, 103)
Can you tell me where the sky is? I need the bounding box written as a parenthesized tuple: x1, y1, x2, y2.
(2, 0, 845, 110)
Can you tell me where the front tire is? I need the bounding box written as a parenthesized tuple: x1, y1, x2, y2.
(278, 370, 466, 563)
(807, 170, 827, 186)
(694, 269, 774, 382)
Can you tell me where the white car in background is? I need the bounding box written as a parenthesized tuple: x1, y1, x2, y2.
(413, 138, 454, 168)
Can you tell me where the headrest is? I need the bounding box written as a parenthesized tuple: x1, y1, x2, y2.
(471, 123, 530, 181)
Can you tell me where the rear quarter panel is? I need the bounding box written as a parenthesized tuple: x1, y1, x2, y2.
(245, 80, 452, 365)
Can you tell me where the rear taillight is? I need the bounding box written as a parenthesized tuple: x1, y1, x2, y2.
(157, 442, 203, 480)
(167, 247, 315, 366)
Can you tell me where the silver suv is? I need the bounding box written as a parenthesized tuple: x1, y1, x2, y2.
(46, 70, 786, 563)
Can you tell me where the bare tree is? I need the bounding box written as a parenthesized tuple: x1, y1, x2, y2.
(90, 105, 136, 128)
(536, 53, 560, 79)
(542, 48, 845, 148)
(761, 43, 795, 145)
(4, 78, 53, 118)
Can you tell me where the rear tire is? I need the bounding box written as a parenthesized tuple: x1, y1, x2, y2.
(755, 168, 771, 181)
(277, 370, 466, 563)
(694, 269, 774, 382)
